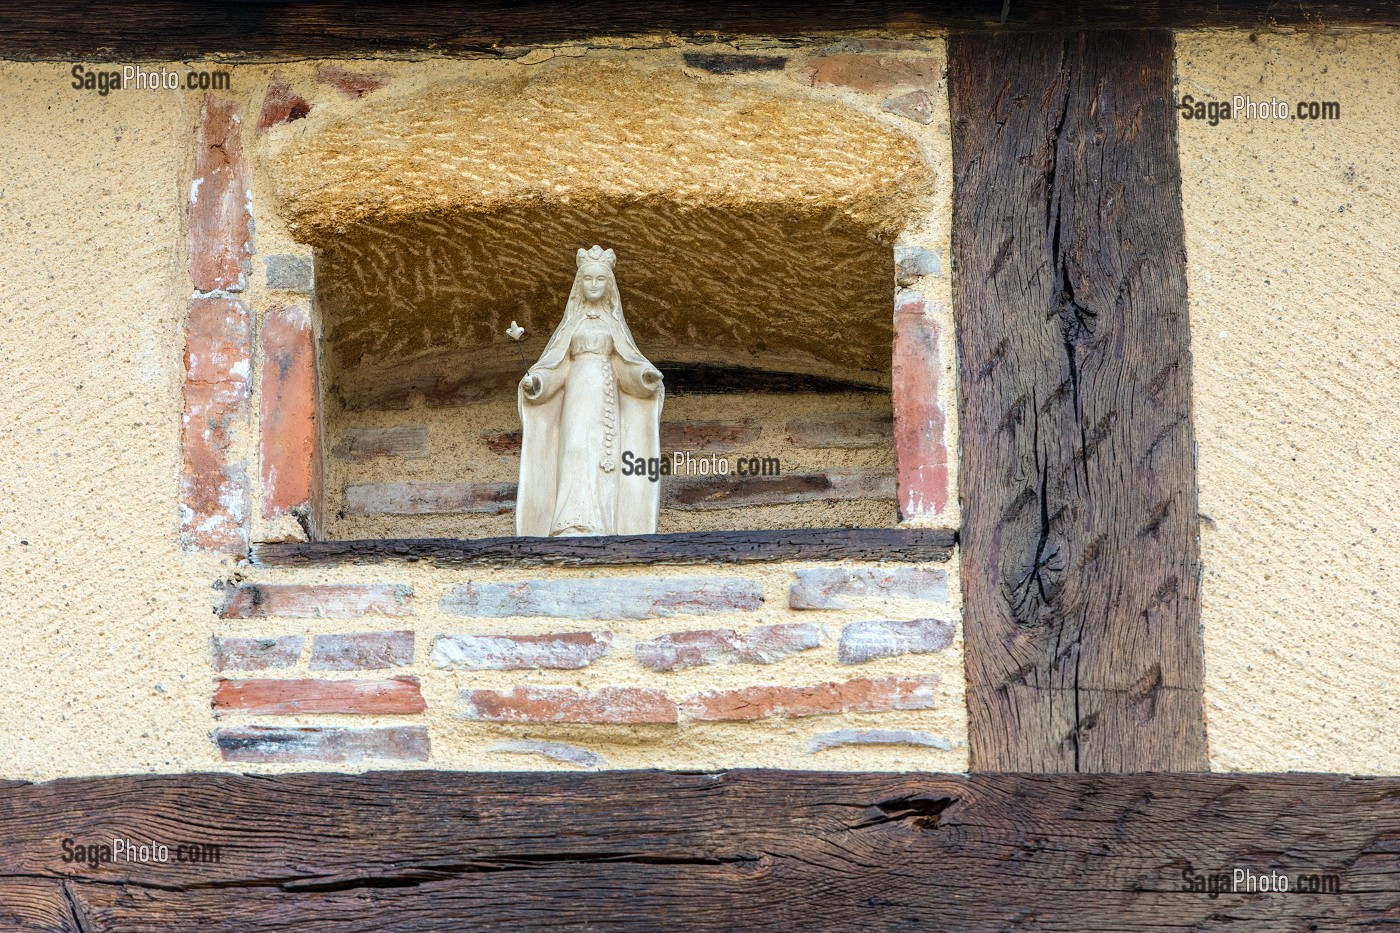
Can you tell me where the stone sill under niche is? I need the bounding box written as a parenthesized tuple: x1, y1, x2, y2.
(250, 527, 957, 568)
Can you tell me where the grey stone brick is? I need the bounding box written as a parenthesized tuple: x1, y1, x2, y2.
(838, 618, 955, 664)
(443, 577, 763, 620)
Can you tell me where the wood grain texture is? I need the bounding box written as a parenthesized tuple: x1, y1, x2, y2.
(950, 31, 1206, 772)
(1, 770, 1398, 930)
(252, 527, 955, 567)
(0, 1, 1395, 58)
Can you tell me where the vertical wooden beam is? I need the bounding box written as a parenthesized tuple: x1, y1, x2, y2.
(950, 31, 1206, 771)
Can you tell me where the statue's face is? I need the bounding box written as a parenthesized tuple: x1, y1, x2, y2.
(579, 263, 609, 302)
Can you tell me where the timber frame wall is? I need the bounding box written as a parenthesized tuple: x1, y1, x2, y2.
(2, 1, 1399, 929)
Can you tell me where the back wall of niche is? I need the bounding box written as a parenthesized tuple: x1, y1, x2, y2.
(273, 56, 943, 540)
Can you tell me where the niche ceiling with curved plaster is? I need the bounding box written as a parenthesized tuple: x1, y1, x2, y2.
(268, 58, 938, 408)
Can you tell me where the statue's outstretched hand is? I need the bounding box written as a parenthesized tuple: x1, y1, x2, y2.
(520, 372, 543, 400)
(640, 366, 663, 397)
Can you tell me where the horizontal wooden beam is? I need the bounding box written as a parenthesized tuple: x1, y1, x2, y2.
(252, 527, 956, 567)
(0, 1, 1395, 59)
(2, 770, 1397, 930)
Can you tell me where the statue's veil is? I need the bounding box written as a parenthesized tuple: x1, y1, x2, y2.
(528, 254, 651, 375)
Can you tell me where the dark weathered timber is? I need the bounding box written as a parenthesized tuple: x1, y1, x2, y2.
(0, 1, 1396, 58)
(252, 527, 955, 567)
(2, 770, 1399, 931)
(950, 31, 1206, 772)
(682, 52, 788, 74)
(655, 363, 885, 396)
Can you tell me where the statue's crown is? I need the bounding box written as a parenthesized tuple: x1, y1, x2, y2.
(577, 245, 616, 269)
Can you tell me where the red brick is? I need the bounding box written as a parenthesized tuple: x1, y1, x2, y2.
(317, 65, 388, 98)
(310, 631, 414, 670)
(256, 71, 311, 136)
(430, 632, 611, 671)
(679, 675, 940, 721)
(221, 583, 413, 619)
(181, 296, 251, 553)
(189, 96, 251, 293)
(211, 635, 303, 672)
(213, 676, 426, 716)
(460, 686, 678, 724)
(892, 289, 950, 520)
(216, 725, 429, 763)
(634, 624, 821, 673)
(260, 305, 322, 527)
(799, 54, 941, 94)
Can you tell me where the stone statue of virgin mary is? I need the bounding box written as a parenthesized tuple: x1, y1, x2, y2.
(516, 246, 664, 537)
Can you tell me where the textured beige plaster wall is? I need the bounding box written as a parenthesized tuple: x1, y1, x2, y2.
(0, 62, 223, 778)
(0, 43, 961, 781)
(1178, 31, 1400, 772)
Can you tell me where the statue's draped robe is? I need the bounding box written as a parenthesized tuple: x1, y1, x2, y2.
(517, 311, 662, 536)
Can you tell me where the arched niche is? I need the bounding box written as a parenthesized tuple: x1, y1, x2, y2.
(264, 56, 941, 538)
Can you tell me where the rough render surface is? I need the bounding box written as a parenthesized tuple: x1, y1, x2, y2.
(1178, 31, 1400, 773)
(0, 47, 959, 780)
(265, 55, 942, 401)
